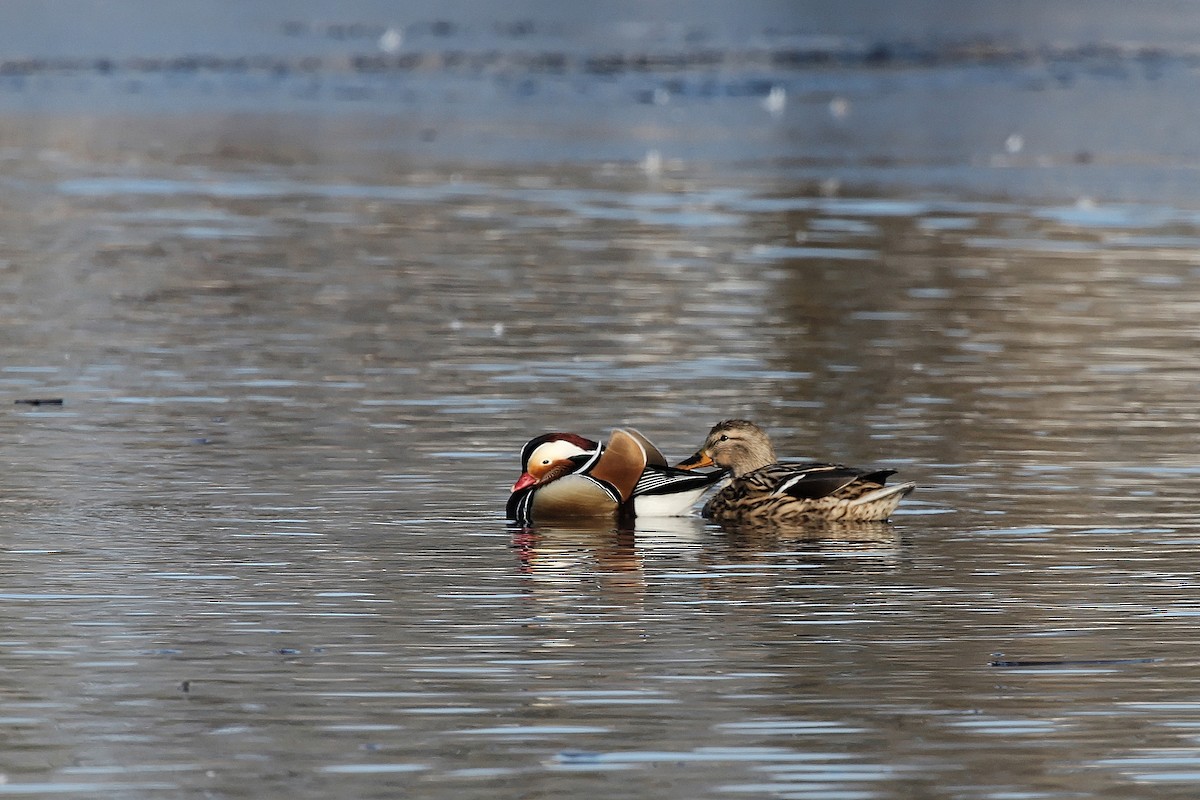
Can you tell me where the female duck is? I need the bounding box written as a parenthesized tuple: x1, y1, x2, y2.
(508, 429, 723, 525)
(677, 419, 915, 524)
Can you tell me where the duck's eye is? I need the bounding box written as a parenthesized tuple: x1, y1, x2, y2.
(718, 434, 730, 442)
(541, 459, 552, 465)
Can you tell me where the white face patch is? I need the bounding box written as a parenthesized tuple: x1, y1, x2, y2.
(526, 439, 591, 472)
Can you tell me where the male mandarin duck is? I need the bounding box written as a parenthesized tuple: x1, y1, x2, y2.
(677, 419, 915, 524)
(507, 429, 724, 524)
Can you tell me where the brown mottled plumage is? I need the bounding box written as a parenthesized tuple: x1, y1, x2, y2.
(677, 419, 915, 524)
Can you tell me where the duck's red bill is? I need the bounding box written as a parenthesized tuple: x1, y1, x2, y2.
(511, 472, 539, 492)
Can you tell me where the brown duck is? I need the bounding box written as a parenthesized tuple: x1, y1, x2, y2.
(507, 429, 724, 524)
(677, 419, 915, 524)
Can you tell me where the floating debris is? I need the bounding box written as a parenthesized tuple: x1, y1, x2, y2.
(639, 148, 663, 175)
(14, 398, 64, 406)
(378, 27, 404, 54)
(763, 85, 786, 114)
(990, 656, 1162, 668)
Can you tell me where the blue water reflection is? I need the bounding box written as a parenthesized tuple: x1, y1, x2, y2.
(3, 4, 1200, 799)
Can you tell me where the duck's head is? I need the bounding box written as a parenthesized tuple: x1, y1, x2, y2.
(676, 419, 777, 478)
(511, 432, 599, 492)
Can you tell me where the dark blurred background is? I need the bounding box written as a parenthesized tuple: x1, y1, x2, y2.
(1, 1, 1199, 205)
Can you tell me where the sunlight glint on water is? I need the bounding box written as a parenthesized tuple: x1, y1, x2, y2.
(1, 5, 1200, 798)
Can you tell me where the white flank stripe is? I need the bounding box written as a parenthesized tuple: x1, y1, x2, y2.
(771, 473, 808, 496)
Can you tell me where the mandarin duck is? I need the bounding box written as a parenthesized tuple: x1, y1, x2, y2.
(507, 429, 724, 524)
(677, 419, 915, 524)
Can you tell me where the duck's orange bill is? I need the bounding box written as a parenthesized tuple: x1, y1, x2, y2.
(511, 472, 539, 492)
(676, 451, 714, 470)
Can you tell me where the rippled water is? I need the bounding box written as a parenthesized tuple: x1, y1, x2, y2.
(5, 3, 1200, 799)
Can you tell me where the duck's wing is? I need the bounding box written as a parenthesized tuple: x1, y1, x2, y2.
(634, 464, 725, 497)
(622, 428, 668, 467)
(585, 429, 649, 503)
(632, 464, 726, 517)
(764, 462, 896, 501)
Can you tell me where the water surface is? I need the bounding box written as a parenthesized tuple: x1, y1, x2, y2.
(3, 4, 1200, 799)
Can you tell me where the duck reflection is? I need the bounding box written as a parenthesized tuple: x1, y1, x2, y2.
(510, 514, 903, 595)
(511, 521, 647, 607)
(707, 519, 905, 562)
(512, 522, 638, 569)
(509, 516, 713, 610)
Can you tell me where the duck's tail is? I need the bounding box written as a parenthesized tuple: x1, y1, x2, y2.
(847, 481, 916, 520)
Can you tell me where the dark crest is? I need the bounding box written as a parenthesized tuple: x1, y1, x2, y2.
(518, 432, 599, 468)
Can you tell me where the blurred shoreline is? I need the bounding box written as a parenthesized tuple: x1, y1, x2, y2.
(0, 2, 1199, 206)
